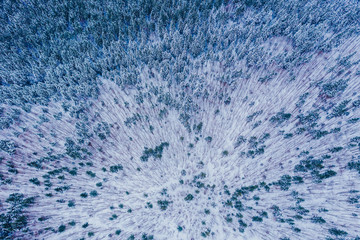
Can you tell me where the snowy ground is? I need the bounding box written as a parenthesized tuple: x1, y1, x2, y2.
(1, 33, 360, 240)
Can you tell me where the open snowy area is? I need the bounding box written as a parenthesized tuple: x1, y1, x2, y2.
(1, 0, 360, 239)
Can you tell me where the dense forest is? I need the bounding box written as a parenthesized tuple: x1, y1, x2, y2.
(1, 0, 360, 239)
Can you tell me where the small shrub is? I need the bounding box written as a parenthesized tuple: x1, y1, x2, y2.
(157, 200, 171, 210)
(29, 178, 40, 186)
(90, 190, 98, 197)
(184, 194, 194, 202)
(58, 225, 66, 232)
(320, 79, 348, 98)
(252, 216, 263, 222)
(310, 216, 326, 224)
(86, 171, 96, 178)
(269, 111, 291, 125)
(328, 228, 348, 236)
(292, 176, 304, 184)
(68, 200, 75, 207)
(110, 165, 123, 173)
(80, 192, 88, 198)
